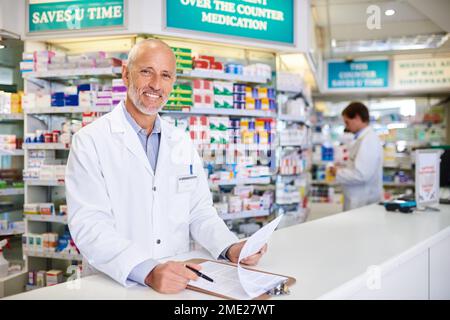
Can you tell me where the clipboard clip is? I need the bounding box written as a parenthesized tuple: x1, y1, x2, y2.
(266, 280, 290, 296)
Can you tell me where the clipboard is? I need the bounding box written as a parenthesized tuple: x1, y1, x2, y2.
(184, 258, 296, 300)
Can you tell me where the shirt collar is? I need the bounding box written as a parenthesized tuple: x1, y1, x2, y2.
(354, 126, 369, 140)
(122, 103, 161, 136)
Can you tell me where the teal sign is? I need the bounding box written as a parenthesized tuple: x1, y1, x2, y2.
(327, 60, 390, 89)
(166, 0, 294, 44)
(29, 0, 124, 32)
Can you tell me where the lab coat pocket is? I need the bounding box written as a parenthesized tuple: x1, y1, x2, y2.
(177, 175, 198, 193)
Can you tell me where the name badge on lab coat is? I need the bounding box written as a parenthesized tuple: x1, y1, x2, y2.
(177, 175, 198, 193)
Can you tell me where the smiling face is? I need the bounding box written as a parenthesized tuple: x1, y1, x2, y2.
(123, 41, 176, 116)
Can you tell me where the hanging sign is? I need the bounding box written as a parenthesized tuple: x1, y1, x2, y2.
(28, 0, 125, 33)
(327, 60, 390, 90)
(166, 0, 294, 44)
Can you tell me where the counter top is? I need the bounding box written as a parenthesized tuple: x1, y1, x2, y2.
(5, 204, 450, 300)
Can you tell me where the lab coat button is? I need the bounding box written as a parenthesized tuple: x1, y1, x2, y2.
(156, 239, 161, 244)
(153, 186, 156, 191)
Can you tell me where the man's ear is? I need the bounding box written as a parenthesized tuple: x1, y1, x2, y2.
(122, 64, 129, 87)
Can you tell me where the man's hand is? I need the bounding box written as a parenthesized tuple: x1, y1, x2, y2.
(226, 242, 268, 265)
(145, 261, 201, 294)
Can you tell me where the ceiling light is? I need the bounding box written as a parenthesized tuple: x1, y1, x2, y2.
(385, 9, 395, 16)
(0, 44, 5, 49)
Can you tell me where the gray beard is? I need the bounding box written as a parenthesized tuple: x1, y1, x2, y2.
(128, 82, 167, 116)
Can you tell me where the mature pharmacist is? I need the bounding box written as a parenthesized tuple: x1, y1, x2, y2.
(65, 39, 266, 293)
(330, 102, 383, 211)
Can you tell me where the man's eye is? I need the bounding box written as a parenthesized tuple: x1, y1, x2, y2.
(140, 69, 152, 76)
(162, 73, 172, 80)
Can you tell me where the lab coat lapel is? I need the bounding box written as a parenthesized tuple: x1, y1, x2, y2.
(349, 127, 371, 160)
(155, 117, 171, 180)
(108, 103, 154, 176)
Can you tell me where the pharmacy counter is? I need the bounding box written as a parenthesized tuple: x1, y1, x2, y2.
(5, 204, 450, 300)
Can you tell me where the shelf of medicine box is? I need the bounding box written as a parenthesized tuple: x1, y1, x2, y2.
(0, 149, 24, 156)
(24, 179, 65, 187)
(0, 270, 28, 282)
(23, 249, 82, 261)
(23, 105, 114, 114)
(0, 113, 24, 121)
(22, 143, 70, 150)
(0, 188, 24, 196)
(209, 176, 272, 187)
(22, 67, 122, 80)
(176, 69, 269, 84)
(276, 89, 312, 107)
(219, 209, 271, 221)
(160, 108, 276, 119)
(383, 182, 415, 187)
(24, 214, 68, 224)
(196, 143, 274, 152)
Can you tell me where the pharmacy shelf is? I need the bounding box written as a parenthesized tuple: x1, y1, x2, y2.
(383, 182, 415, 187)
(160, 108, 276, 118)
(0, 229, 24, 237)
(177, 69, 269, 84)
(25, 215, 68, 224)
(24, 180, 65, 187)
(383, 165, 414, 170)
(278, 114, 307, 123)
(22, 67, 122, 80)
(24, 106, 113, 114)
(23, 249, 82, 261)
(210, 176, 272, 186)
(0, 149, 24, 156)
(0, 270, 27, 282)
(0, 113, 24, 121)
(0, 188, 24, 196)
(23, 143, 69, 150)
(219, 209, 270, 221)
(311, 180, 339, 186)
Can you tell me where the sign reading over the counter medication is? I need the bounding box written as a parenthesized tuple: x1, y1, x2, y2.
(166, 0, 294, 44)
(28, 0, 125, 33)
(327, 60, 390, 90)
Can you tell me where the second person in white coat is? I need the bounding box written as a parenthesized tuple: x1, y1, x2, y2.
(330, 102, 383, 211)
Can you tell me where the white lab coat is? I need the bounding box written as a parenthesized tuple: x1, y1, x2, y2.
(336, 126, 383, 211)
(65, 102, 238, 286)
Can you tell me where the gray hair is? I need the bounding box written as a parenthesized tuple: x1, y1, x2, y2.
(126, 39, 175, 71)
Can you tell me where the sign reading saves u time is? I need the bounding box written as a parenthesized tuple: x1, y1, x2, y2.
(166, 0, 294, 44)
(28, 0, 125, 32)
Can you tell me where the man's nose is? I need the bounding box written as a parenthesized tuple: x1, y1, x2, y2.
(147, 74, 162, 91)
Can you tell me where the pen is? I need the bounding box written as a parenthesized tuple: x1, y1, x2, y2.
(185, 265, 214, 283)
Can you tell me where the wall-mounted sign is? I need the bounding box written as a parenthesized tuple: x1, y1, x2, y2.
(327, 60, 390, 90)
(394, 57, 450, 90)
(415, 149, 442, 209)
(28, 0, 125, 33)
(166, 0, 294, 44)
